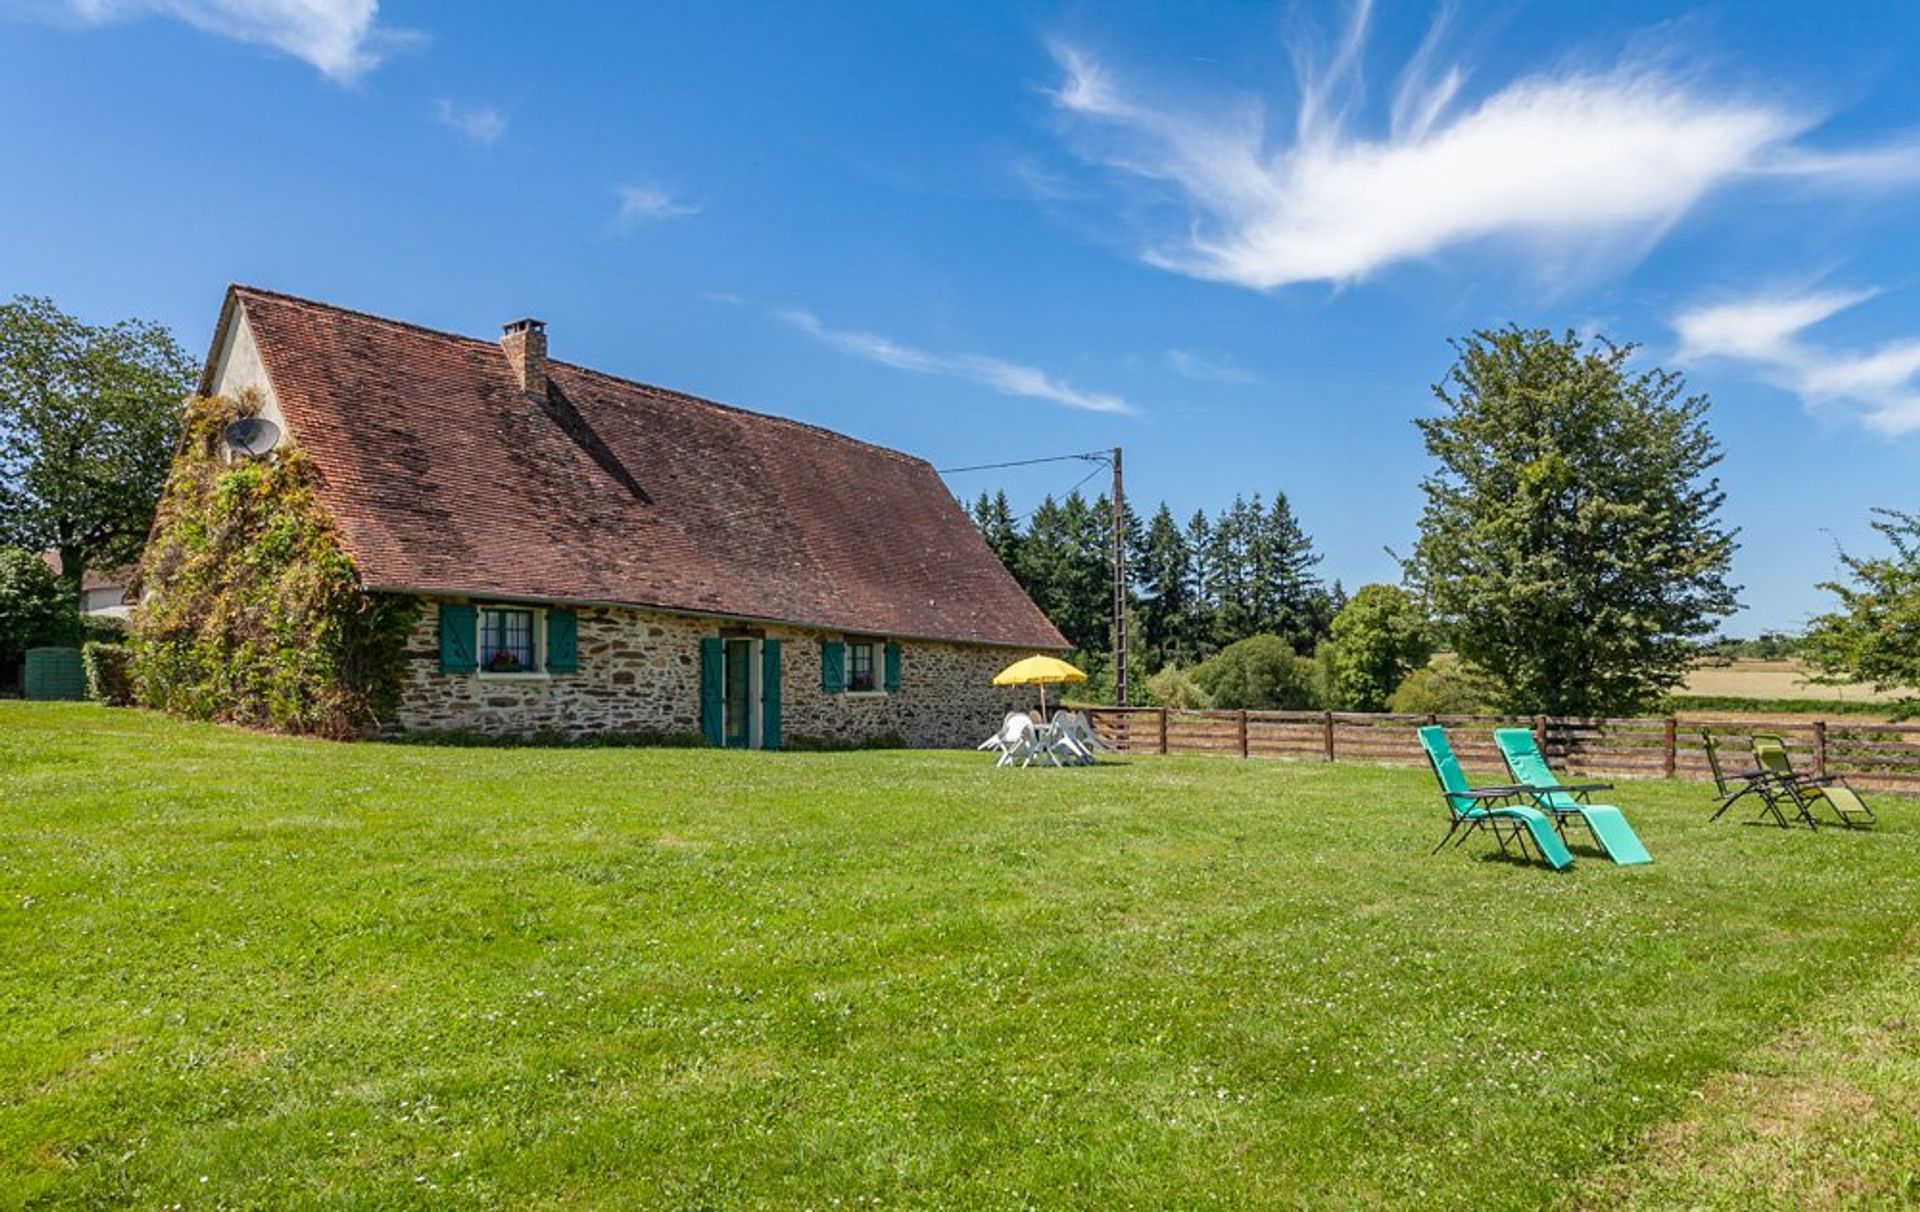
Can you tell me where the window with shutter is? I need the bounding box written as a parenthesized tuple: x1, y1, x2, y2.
(846, 641, 876, 691)
(883, 642, 902, 692)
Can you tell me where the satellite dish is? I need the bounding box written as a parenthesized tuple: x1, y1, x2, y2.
(222, 416, 281, 458)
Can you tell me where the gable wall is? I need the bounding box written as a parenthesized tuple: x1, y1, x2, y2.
(393, 597, 1027, 748)
(206, 308, 287, 433)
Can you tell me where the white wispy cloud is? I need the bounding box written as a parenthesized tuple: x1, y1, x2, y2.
(59, 0, 405, 83)
(780, 309, 1135, 415)
(1046, 3, 1920, 290)
(1674, 289, 1920, 435)
(432, 99, 506, 148)
(612, 183, 700, 229)
(1165, 349, 1258, 384)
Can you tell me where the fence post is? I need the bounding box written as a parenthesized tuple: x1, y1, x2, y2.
(1158, 708, 1169, 755)
(1323, 711, 1335, 762)
(1238, 709, 1249, 758)
(1814, 719, 1828, 779)
(1533, 715, 1548, 757)
(1663, 717, 1677, 779)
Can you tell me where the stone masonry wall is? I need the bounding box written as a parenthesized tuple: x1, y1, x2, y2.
(393, 597, 1028, 748)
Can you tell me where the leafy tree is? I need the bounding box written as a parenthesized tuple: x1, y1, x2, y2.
(1191, 633, 1320, 710)
(1803, 508, 1920, 719)
(0, 296, 194, 600)
(1326, 584, 1433, 710)
(1386, 659, 1492, 715)
(1405, 326, 1738, 716)
(0, 546, 80, 659)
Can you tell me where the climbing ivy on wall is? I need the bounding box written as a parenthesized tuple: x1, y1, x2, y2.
(129, 392, 419, 737)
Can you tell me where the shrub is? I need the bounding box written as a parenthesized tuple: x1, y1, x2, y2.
(1387, 659, 1492, 715)
(128, 392, 420, 737)
(1144, 664, 1212, 709)
(1191, 634, 1320, 710)
(1325, 584, 1433, 711)
(82, 641, 133, 705)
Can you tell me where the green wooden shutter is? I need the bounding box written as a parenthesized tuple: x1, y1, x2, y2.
(761, 640, 783, 750)
(546, 609, 578, 672)
(883, 641, 902, 692)
(820, 640, 845, 693)
(699, 638, 725, 747)
(439, 603, 477, 672)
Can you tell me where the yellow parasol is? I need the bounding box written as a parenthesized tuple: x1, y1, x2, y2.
(991, 654, 1087, 720)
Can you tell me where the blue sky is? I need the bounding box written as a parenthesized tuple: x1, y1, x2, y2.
(4, 1, 1919, 633)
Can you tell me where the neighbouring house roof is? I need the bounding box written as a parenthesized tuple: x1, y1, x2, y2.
(199, 286, 1069, 650)
(40, 552, 135, 595)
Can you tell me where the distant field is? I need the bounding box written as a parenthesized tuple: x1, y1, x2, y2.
(1680, 660, 1906, 711)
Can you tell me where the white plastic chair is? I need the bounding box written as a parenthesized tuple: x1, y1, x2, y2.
(1019, 718, 1069, 768)
(979, 712, 1036, 767)
(1054, 711, 1112, 762)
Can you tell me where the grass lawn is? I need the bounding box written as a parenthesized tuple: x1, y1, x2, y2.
(2, 703, 1916, 1208)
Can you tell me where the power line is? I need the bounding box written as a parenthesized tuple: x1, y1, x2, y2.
(936, 450, 1111, 475)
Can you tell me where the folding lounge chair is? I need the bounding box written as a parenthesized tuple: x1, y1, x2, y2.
(1417, 726, 1574, 870)
(1492, 729, 1653, 866)
(1701, 728, 1794, 827)
(1751, 734, 1876, 829)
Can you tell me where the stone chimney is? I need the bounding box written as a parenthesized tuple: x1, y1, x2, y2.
(501, 318, 547, 396)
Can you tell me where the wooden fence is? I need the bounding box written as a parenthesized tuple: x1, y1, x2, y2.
(1082, 708, 1920, 792)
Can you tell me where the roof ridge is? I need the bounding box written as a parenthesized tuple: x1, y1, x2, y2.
(231, 284, 929, 470)
(230, 284, 505, 355)
(553, 360, 925, 468)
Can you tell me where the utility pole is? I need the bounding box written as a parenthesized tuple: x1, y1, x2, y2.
(1110, 445, 1128, 707)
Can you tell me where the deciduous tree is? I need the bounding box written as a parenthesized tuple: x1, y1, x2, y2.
(1326, 584, 1432, 711)
(0, 296, 194, 600)
(1803, 508, 1920, 719)
(1406, 327, 1737, 716)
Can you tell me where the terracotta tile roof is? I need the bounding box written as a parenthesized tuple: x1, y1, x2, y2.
(218, 286, 1068, 650)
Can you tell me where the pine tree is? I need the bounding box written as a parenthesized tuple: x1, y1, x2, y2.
(1137, 504, 1193, 670)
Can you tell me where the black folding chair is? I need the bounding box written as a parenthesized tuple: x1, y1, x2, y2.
(1702, 729, 1795, 827)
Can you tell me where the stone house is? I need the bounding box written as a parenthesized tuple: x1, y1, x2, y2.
(191, 286, 1068, 746)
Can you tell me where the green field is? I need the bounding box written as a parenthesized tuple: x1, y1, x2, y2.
(2, 703, 1915, 1208)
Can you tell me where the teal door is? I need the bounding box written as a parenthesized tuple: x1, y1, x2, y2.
(724, 638, 752, 748)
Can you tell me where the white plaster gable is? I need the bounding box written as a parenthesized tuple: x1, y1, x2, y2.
(207, 305, 287, 436)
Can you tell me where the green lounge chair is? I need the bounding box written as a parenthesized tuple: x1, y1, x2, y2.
(1751, 734, 1876, 829)
(1702, 728, 1795, 827)
(1492, 729, 1653, 866)
(1418, 726, 1574, 870)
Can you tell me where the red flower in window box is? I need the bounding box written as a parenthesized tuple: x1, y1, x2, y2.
(486, 650, 523, 672)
